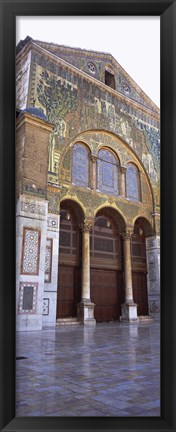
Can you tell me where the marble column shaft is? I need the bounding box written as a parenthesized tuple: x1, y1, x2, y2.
(80, 219, 93, 302)
(122, 232, 134, 303)
(82, 228, 90, 301)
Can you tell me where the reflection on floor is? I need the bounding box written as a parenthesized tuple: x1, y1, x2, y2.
(16, 321, 160, 417)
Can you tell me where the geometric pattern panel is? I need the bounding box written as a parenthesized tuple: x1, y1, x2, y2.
(21, 228, 40, 275)
(149, 299, 160, 313)
(44, 238, 53, 283)
(18, 282, 38, 314)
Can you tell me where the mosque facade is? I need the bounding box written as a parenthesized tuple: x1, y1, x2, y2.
(16, 36, 160, 331)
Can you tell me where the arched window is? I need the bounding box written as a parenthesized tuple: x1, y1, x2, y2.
(97, 149, 119, 195)
(72, 143, 89, 187)
(126, 163, 140, 201)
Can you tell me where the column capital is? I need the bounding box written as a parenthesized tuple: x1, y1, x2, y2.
(121, 229, 134, 240)
(90, 154, 98, 163)
(121, 165, 127, 174)
(79, 219, 94, 232)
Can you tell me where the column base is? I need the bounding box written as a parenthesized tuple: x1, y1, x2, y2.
(77, 301, 96, 325)
(120, 302, 139, 323)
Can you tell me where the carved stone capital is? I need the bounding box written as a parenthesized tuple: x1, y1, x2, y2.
(121, 166, 127, 174)
(121, 229, 134, 240)
(90, 154, 98, 163)
(79, 219, 94, 232)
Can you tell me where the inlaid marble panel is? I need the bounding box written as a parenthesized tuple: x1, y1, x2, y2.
(18, 282, 38, 314)
(44, 238, 52, 283)
(21, 228, 40, 275)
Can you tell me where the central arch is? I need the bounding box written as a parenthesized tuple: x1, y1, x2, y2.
(90, 207, 126, 322)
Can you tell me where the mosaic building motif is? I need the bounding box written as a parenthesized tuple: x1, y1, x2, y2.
(21, 228, 40, 275)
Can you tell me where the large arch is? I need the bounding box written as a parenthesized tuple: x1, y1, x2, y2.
(58, 129, 155, 211)
(90, 206, 126, 322)
(57, 199, 84, 319)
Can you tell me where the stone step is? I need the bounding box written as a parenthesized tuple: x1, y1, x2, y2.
(56, 317, 81, 326)
(139, 315, 155, 322)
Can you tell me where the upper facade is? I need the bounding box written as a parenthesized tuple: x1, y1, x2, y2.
(16, 36, 160, 222)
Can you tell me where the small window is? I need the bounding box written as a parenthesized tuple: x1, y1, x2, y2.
(126, 163, 140, 202)
(105, 70, 115, 89)
(72, 143, 89, 187)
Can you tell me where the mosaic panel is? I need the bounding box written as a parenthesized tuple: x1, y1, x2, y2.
(18, 282, 38, 314)
(44, 238, 53, 283)
(21, 228, 40, 275)
(42, 298, 49, 315)
(21, 201, 45, 215)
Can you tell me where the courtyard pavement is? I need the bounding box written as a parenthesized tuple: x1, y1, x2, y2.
(16, 321, 160, 417)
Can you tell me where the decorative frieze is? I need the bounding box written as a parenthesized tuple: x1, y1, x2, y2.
(21, 228, 40, 275)
(21, 201, 46, 215)
(18, 282, 38, 314)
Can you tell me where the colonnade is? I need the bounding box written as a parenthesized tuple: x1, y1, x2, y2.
(77, 218, 138, 325)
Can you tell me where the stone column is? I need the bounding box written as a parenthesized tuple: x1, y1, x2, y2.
(90, 155, 97, 190)
(120, 166, 127, 198)
(77, 219, 96, 325)
(121, 230, 138, 322)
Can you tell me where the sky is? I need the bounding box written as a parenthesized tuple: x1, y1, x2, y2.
(16, 16, 160, 108)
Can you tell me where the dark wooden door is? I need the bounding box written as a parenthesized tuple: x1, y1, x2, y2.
(132, 271, 148, 316)
(57, 266, 81, 318)
(90, 269, 123, 322)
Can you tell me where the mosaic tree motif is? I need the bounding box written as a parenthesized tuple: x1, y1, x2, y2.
(37, 71, 77, 129)
(97, 149, 119, 195)
(72, 143, 89, 187)
(126, 163, 140, 201)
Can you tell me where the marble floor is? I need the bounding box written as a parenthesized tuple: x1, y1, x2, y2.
(16, 321, 160, 417)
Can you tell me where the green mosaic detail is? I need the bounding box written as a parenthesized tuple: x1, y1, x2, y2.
(37, 71, 78, 128)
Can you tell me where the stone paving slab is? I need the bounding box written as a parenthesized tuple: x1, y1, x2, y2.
(16, 321, 160, 417)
